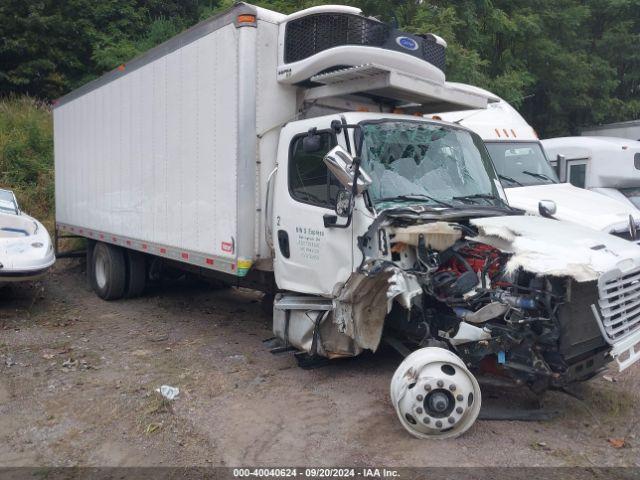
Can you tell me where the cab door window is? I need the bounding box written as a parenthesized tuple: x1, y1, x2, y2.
(288, 132, 339, 209)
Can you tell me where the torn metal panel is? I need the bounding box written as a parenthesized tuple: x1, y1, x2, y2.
(272, 294, 363, 358)
(333, 268, 423, 351)
(333, 271, 393, 351)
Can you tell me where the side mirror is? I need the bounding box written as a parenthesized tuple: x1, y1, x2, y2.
(323, 145, 372, 194)
(539, 199, 557, 218)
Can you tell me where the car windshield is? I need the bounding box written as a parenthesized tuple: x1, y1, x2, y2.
(485, 142, 559, 187)
(620, 188, 640, 209)
(0, 189, 18, 215)
(357, 120, 505, 209)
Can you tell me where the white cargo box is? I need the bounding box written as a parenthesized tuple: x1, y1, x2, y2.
(54, 2, 489, 278)
(54, 4, 296, 276)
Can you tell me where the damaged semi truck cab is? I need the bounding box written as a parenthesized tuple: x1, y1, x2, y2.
(273, 113, 640, 438)
(53, 3, 640, 439)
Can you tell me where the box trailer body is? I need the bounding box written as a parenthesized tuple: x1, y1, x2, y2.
(434, 83, 640, 240)
(55, 5, 295, 276)
(55, 3, 640, 440)
(542, 136, 640, 213)
(582, 120, 640, 141)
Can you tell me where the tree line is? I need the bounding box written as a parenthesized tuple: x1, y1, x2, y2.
(1, 0, 638, 137)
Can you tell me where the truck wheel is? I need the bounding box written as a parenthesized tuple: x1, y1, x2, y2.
(390, 347, 481, 439)
(125, 250, 147, 298)
(91, 242, 126, 300)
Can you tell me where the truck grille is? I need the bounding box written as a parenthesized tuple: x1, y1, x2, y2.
(597, 267, 640, 342)
(284, 13, 446, 72)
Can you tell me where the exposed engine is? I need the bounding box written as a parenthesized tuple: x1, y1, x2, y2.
(274, 212, 620, 439)
(357, 218, 610, 391)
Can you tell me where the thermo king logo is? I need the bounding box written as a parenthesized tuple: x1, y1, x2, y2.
(395, 36, 419, 51)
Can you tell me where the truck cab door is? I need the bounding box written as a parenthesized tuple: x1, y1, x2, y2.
(272, 122, 353, 295)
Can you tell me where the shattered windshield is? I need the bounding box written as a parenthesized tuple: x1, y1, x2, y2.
(485, 142, 559, 187)
(357, 120, 504, 208)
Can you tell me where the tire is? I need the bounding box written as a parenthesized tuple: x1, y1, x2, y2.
(91, 242, 126, 300)
(125, 249, 147, 298)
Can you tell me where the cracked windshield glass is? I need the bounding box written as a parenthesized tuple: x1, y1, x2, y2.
(485, 142, 559, 187)
(358, 121, 503, 209)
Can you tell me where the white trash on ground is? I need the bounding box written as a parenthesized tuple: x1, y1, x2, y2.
(155, 385, 179, 400)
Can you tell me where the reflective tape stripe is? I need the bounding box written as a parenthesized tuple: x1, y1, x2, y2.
(56, 223, 251, 277)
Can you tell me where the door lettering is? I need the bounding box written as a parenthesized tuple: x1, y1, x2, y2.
(295, 226, 324, 262)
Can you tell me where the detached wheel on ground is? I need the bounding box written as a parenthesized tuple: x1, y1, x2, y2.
(390, 347, 482, 439)
(90, 242, 126, 300)
(125, 249, 147, 298)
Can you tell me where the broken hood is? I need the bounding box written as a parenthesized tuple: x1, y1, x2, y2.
(471, 215, 640, 282)
(504, 183, 640, 234)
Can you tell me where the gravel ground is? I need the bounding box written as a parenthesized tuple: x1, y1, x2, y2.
(0, 259, 638, 467)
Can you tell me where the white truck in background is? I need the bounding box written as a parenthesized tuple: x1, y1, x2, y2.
(434, 84, 640, 241)
(542, 136, 640, 214)
(582, 120, 640, 141)
(54, 2, 640, 439)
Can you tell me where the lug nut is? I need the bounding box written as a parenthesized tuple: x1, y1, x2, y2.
(416, 394, 424, 401)
(456, 394, 463, 401)
(449, 384, 456, 391)
(456, 407, 463, 414)
(423, 417, 430, 424)
(448, 416, 455, 424)
(435, 420, 442, 428)
(424, 384, 432, 391)
(437, 380, 444, 388)
(416, 407, 423, 414)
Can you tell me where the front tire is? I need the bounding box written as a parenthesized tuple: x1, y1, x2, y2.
(91, 242, 126, 300)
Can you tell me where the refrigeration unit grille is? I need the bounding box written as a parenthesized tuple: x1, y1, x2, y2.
(284, 13, 446, 72)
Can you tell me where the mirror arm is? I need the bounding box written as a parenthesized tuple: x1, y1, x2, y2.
(325, 156, 361, 229)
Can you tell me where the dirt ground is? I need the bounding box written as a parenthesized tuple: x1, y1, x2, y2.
(0, 259, 639, 468)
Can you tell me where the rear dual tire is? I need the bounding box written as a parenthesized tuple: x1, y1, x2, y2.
(89, 242, 146, 300)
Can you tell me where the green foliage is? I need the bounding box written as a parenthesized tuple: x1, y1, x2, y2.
(91, 18, 183, 72)
(0, 97, 54, 228)
(0, 1, 214, 99)
(0, 0, 639, 137)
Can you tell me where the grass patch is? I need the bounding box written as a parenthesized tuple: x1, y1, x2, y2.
(0, 96, 54, 230)
(137, 391, 175, 436)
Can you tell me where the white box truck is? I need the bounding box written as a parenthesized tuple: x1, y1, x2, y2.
(54, 2, 640, 439)
(434, 84, 640, 241)
(542, 136, 640, 214)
